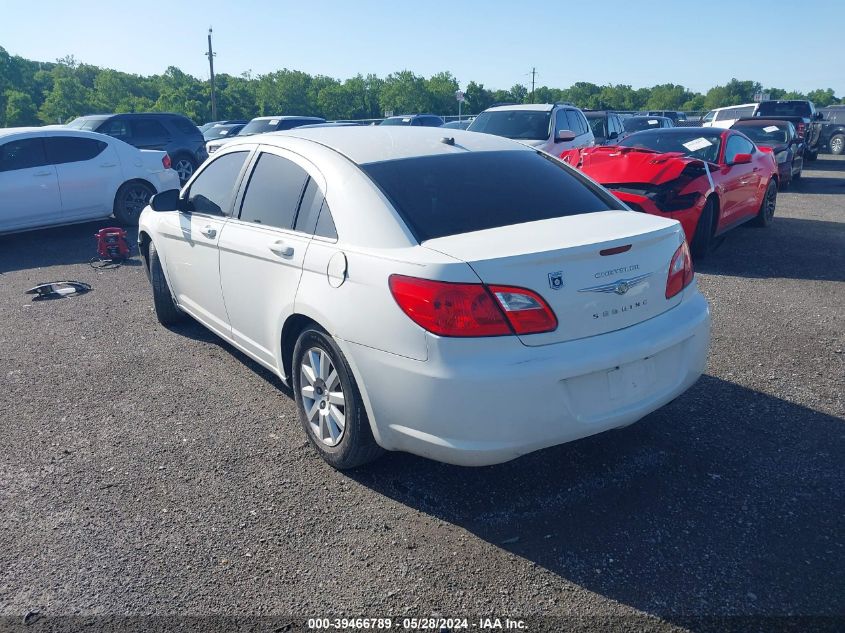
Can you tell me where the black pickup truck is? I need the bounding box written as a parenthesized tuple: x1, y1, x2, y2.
(817, 107, 845, 155)
(754, 100, 823, 160)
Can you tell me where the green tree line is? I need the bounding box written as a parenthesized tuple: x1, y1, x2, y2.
(0, 46, 841, 127)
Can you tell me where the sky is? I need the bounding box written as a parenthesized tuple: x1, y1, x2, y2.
(1, 0, 842, 96)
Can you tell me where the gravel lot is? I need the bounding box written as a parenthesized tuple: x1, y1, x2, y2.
(0, 157, 843, 633)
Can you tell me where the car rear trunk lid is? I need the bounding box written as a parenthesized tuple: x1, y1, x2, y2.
(422, 210, 686, 346)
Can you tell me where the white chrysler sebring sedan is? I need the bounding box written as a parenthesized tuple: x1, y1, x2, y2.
(138, 127, 710, 469)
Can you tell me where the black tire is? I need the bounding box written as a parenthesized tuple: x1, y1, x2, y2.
(793, 167, 802, 181)
(829, 134, 845, 156)
(805, 149, 818, 162)
(292, 327, 382, 469)
(148, 241, 185, 326)
(172, 154, 197, 185)
(752, 179, 777, 228)
(690, 197, 716, 260)
(114, 181, 155, 226)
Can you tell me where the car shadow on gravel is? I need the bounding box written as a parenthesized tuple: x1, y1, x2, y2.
(167, 318, 293, 397)
(0, 220, 136, 274)
(696, 217, 845, 282)
(348, 375, 845, 623)
(802, 157, 845, 174)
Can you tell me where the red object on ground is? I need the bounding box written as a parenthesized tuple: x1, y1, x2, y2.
(95, 227, 131, 261)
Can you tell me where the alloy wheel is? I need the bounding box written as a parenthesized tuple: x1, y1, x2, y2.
(299, 347, 346, 447)
(832, 136, 844, 154)
(124, 186, 152, 218)
(764, 184, 777, 222)
(174, 159, 194, 183)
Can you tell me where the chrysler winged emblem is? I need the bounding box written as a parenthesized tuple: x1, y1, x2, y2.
(578, 273, 651, 295)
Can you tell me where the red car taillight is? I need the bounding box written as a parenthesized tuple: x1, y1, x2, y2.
(665, 241, 694, 299)
(162, 154, 172, 170)
(388, 274, 557, 337)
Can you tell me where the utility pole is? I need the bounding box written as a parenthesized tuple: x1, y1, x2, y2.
(206, 27, 217, 121)
(530, 67, 537, 102)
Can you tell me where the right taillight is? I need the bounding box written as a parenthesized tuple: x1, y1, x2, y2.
(162, 154, 172, 170)
(388, 275, 557, 337)
(666, 241, 694, 299)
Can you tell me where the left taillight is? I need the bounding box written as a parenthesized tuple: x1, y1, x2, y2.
(388, 275, 557, 337)
(665, 241, 694, 299)
(162, 154, 172, 170)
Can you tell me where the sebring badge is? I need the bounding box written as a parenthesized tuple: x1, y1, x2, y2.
(548, 271, 564, 290)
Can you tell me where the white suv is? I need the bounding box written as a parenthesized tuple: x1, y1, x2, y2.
(467, 103, 595, 154)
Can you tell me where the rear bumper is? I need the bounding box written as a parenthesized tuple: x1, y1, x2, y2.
(342, 289, 710, 466)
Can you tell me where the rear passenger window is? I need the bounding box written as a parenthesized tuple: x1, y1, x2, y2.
(239, 153, 309, 229)
(314, 201, 338, 240)
(171, 117, 199, 135)
(133, 119, 169, 138)
(98, 119, 130, 139)
(45, 137, 108, 164)
(0, 138, 48, 171)
(293, 178, 324, 234)
(187, 151, 249, 216)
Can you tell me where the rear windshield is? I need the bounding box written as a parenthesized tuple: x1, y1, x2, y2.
(756, 102, 811, 117)
(734, 124, 790, 144)
(623, 117, 663, 132)
(468, 110, 552, 141)
(203, 124, 242, 140)
(380, 117, 412, 126)
(66, 118, 105, 131)
(361, 150, 617, 242)
(620, 130, 723, 162)
(240, 119, 281, 135)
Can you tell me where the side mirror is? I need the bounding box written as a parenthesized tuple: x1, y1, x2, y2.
(731, 153, 753, 165)
(814, 112, 824, 120)
(607, 131, 619, 140)
(555, 129, 576, 142)
(149, 189, 182, 212)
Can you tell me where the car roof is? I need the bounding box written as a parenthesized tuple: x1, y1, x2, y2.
(251, 115, 325, 121)
(627, 127, 726, 135)
(232, 126, 529, 164)
(628, 115, 671, 120)
(484, 103, 556, 112)
(0, 127, 118, 141)
(584, 110, 610, 117)
(733, 118, 792, 126)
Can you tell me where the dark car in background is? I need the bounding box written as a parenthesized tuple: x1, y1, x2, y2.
(205, 115, 327, 155)
(623, 115, 674, 133)
(442, 119, 473, 130)
(202, 123, 247, 142)
(198, 119, 248, 134)
(379, 114, 444, 127)
(754, 100, 822, 160)
(817, 107, 845, 155)
(66, 113, 207, 184)
(732, 118, 803, 187)
(647, 110, 688, 124)
(584, 110, 628, 145)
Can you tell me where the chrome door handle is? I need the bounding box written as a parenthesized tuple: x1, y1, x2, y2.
(268, 241, 294, 257)
(100, 163, 117, 168)
(200, 226, 217, 238)
(34, 171, 52, 177)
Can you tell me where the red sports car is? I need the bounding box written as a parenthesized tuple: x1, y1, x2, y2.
(560, 127, 779, 258)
